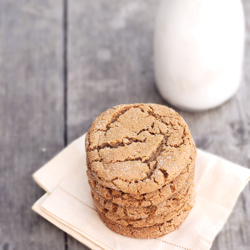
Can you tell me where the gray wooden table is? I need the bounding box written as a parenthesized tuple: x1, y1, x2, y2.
(1, 0, 250, 249)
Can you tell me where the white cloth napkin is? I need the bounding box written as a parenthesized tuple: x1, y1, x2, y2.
(32, 134, 250, 250)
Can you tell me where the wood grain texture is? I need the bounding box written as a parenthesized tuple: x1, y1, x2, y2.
(0, 0, 65, 249)
(1, 0, 250, 249)
(67, 0, 250, 249)
(67, 0, 161, 142)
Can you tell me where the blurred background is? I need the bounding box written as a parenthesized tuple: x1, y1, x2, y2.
(0, 0, 250, 249)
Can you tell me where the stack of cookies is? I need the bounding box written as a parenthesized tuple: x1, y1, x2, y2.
(85, 103, 197, 239)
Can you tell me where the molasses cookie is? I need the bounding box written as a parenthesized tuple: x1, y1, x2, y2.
(86, 103, 196, 195)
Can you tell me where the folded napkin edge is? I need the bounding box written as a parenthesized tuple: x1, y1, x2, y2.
(32, 193, 105, 250)
(32, 173, 50, 193)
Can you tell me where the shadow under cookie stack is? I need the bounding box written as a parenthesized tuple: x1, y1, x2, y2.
(85, 103, 197, 239)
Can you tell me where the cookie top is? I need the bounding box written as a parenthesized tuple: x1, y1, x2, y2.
(86, 103, 196, 195)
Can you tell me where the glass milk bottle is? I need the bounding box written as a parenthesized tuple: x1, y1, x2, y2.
(154, 0, 245, 111)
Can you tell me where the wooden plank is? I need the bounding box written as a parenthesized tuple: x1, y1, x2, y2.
(0, 0, 65, 249)
(67, 0, 161, 142)
(67, 0, 250, 249)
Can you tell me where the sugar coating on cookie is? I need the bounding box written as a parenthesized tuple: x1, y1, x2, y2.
(86, 103, 196, 195)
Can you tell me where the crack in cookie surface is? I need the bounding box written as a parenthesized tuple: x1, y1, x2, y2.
(86, 104, 196, 194)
